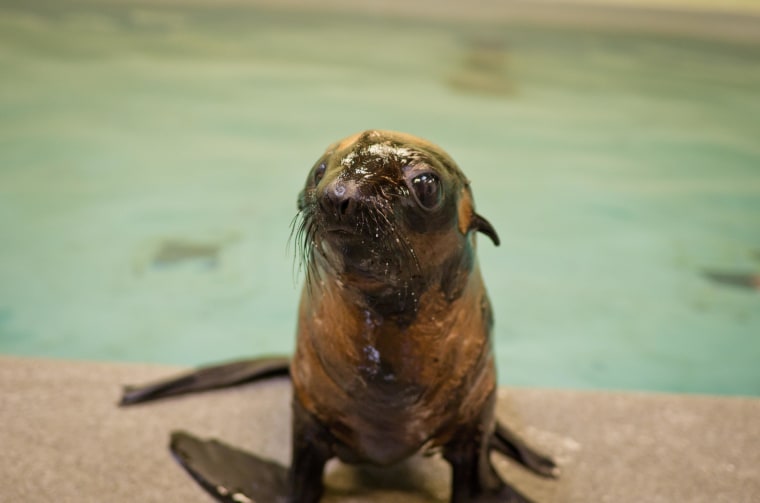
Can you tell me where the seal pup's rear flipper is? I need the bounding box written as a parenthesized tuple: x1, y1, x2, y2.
(119, 356, 290, 406)
(170, 431, 288, 503)
(490, 420, 559, 478)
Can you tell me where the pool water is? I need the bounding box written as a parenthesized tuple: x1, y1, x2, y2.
(1, 3, 759, 395)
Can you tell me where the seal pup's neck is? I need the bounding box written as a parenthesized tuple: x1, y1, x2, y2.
(306, 234, 477, 325)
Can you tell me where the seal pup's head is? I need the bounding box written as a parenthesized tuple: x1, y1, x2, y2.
(294, 130, 498, 313)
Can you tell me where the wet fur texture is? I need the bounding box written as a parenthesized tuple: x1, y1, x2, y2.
(121, 130, 556, 503)
(289, 130, 516, 501)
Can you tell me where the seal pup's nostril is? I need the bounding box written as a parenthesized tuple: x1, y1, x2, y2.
(339, 198, 352, 216)
(324, 180, 358, 218)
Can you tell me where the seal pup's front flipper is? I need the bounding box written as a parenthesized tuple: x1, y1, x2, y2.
(119, 356, 290, 406)
(170, 431, 288, 503)
(490, 420, 559, 479)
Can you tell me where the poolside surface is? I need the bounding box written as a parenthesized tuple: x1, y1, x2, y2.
(1, 2, 759, 395)
(1, 356, 759, 502)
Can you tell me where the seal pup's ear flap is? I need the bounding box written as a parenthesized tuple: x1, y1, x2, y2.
(458, 187, 501, 246)
(471, 213, 500, 246)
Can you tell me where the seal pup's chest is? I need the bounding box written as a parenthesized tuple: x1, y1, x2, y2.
(294, 287, 493, 465)
(321, 330, 450, 466)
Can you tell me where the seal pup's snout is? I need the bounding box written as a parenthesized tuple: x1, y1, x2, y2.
(321, 178, 360, 220)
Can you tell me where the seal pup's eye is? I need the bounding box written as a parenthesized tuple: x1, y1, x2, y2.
(314, 162, 326, 185)
(411, 173, 442, 209)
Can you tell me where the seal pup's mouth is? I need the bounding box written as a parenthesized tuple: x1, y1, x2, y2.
(291, 183, 421, 293)
(323, 223, 363, 237)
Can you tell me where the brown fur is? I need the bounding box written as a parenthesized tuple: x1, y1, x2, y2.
(291, 130, 497, 467)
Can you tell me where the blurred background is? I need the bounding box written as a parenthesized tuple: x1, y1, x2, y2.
(1, 0, 758, 396)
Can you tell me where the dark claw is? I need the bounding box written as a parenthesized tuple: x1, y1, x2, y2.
(474, 484, 537, 503)
(490, 421, 559, 478)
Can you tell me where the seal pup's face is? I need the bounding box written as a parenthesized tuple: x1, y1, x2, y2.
(294, 130, 498, 311)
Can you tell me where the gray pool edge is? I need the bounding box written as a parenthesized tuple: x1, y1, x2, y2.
(1, 355, 758, 502)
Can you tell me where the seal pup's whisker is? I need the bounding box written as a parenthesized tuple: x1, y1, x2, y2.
(290, 205, 325, 291)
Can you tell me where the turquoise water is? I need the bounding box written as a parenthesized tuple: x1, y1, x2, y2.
(1, 3, 759, 395)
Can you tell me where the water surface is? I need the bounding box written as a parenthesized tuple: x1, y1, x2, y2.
(1, 3, 759, 395)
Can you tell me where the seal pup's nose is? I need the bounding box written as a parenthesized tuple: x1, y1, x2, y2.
(322, 179, 359, 218)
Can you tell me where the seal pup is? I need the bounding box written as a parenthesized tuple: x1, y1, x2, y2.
(121, 130, 557, 502)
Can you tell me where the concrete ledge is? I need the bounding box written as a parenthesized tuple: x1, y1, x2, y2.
(1, 355, 758, 502)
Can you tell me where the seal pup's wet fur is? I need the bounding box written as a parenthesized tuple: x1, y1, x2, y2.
(121, 130, 557, 503)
